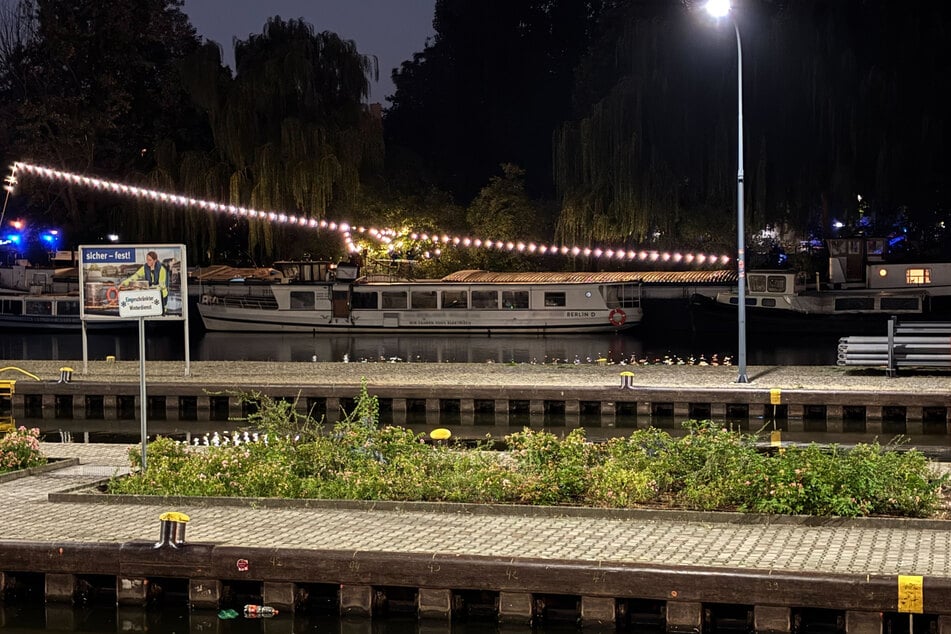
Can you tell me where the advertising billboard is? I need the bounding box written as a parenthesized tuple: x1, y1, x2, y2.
(79, 244, 187, 321)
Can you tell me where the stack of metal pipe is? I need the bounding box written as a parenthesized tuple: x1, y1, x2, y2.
(837, 320, 951, 368)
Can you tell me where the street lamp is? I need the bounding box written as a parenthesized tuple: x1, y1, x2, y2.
(705, 0, 749, 383)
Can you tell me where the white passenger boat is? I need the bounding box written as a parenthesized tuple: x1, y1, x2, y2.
(197, 261, 644, 334)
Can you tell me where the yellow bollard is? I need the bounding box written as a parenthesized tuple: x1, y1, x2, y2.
(619, 371, 635, 389)
(156, 511, 191, 548)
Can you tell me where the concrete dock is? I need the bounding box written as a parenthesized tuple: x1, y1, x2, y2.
(2, 361, 951, 631)
(0, 438, 950, 632)
(3, 360, 950, 438)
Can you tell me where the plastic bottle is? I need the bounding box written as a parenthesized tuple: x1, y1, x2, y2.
(243, 604, 279, 617)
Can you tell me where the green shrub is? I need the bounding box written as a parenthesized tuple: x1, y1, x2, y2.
(106, 390, 948, 519)
(585, 428, 672, 507)
(503, 427, 596, 505)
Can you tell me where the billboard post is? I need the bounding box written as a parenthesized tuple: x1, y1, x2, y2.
(119, 288, 164, 470)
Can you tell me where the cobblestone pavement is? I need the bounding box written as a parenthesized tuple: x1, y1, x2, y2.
(1, 442, 949, 579)
(2, 359, 948, 392)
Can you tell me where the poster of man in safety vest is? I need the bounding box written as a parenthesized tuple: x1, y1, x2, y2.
(119, 250, 170, 312)
(78, 244, 187, 321)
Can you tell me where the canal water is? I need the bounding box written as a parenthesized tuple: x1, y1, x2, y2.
(0, 328, 841, 365)
(0, 602, 604, 633)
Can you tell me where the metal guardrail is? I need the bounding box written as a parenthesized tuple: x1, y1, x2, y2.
(837, 317, 951, 376)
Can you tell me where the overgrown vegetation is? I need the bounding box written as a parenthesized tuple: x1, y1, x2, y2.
(0, 426, 45, 473)
(108, 387, 948, 518)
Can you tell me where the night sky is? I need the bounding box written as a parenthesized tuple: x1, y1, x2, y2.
(181, 0, 436, 102)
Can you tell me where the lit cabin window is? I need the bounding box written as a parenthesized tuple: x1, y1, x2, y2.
(906, 268, 931, 285)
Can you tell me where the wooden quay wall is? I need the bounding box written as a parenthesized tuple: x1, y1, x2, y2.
(2, 360, 949, 435)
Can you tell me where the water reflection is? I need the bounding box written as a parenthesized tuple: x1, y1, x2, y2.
(0, 603, 585, 633)
(0, 329, 841, 365)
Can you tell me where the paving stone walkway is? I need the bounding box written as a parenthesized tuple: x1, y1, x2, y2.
(1, 442, 950, 580)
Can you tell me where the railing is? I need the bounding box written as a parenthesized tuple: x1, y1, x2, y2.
(201, 294, 278, 310)
(837, 317, 951, 376)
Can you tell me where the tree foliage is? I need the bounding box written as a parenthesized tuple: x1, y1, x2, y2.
(0, 0, 203, 245)
(385, 0, 607, 204)
(555, 0, 951, 252)
(177, 17, 383, 260)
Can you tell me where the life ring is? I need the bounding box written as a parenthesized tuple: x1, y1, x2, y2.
(608, 308, 627, 327)
(106, 287, 119, 303)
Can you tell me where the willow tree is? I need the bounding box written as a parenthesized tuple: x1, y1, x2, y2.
(179, 17, 382, 261)
(554, 4, 741, 253)
(555, 1, 951, 254)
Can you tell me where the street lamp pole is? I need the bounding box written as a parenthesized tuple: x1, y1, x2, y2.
(706, 0, 748, 383)
(732, 19, 748, 383)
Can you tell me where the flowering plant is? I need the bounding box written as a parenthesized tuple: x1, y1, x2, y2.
(0, 426, 45, 473)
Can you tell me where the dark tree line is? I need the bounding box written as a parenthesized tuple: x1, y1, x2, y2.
(390, 0, 951, 259)
(2, 0, 950, 266)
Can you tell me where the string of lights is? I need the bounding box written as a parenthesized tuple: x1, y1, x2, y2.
(8, 161, 730, 266)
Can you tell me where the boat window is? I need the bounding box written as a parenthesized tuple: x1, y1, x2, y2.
(906, 268, 931, 285)
(26, 300, 52, 315)
(59, 301, 80, 315)
(835, 297, 875, 311)
(761, 298, 776, 308)
(382, 291, 407, 309)
(441, 290, 468, 309)
(0, 300, 22, 315)
(471, 290, 498, 309)
(411, 290, 437, 309)
(881, 297, 921, 311)
(602, 284, 640, 308)
(766, 276, 787, 293)
(289, 291, 315, 309)
(748, 276, 767, 292)
(351, 291, 378, 309)
(502, 290, 529, 310)
(544, 292, 566, 307)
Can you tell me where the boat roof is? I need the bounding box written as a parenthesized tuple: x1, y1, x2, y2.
(190, 265, 282, 282)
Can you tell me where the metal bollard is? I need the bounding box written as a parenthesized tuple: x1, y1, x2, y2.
(619, 371, 635, 389)
(58, 366, 74, 383)
(155, 511, 190, 548)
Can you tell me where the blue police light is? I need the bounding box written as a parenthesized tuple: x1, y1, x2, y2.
(2, 232, 22, 245)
